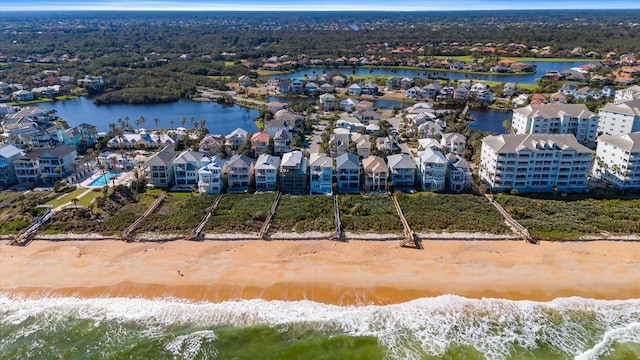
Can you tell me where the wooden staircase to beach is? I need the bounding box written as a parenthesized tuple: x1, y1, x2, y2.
(9, 209, 53, 246)
(121, 193, 166, 242)
(187, 194, 223, 241)
(330, 194, 345, 241)
(391, 193, 423, 250)
(484, 194, 537, 244)
(258, 191, 281, 240)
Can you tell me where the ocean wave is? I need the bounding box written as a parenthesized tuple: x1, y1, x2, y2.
(1, 294, 639, 360)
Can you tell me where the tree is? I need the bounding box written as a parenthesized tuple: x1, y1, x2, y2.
(71, 197, 79, 207)
(153, 117, 159, 132)
(502, 119, 512, 134)
(180, 117, 186, 129)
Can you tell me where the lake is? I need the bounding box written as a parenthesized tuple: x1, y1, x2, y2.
(266, 61, 594, 84)
(39, 97, 259, 134)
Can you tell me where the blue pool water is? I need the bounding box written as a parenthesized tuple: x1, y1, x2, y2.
(88, 171, 120, 187)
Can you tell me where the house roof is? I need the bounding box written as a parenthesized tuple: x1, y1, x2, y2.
(362, 156, 388, 172)
(255, 154, 281, 170)
(280, 150, 307, 170)
(274, 129, 291, 140)
(251, 131, 271, 143)
(144, 144, 176, 167)
(226, 154, 253, 168)
(42, 144, 76, 158)
(417, 148, 447, 164)
(199, 156, 226, 172)
(442, 132, 466, 143)
(309, 152, 333, 168)
(598, 132, 640, 152)
(336, 152, 360, 169)
(387, 153, 415, 169)
(173, 150, 207, 165)
(513, 103, 595, 119)
(482, 134, 592, 154)
(0, 144, 23, 159)
(226, 128, 248, 139)
(600, 99, 640, 116)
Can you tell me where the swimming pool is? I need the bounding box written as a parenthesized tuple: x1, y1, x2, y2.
(88, 171, 121, 187)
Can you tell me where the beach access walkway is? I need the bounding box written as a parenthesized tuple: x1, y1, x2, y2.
(391, 193, 423, 250)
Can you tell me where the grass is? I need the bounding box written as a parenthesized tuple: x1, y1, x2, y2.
(207, 75, 232, 81)
(224, 61, 235, 67)
(270, 195, 335, 233)
(338, 194, 403, 233)
(136, 193, 215, 234)
(206, 193, 276, 233)
(45, 188, 88, 208)
(9, 95, 78, 106)
(397, 192, 510, 234)
(493, 194, 640, 240)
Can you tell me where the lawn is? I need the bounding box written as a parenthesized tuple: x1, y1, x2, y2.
(207, 75, 232, 81)
(338, 194, 403, 233)
(270, 195, 335, 233)
(206, 193, 277, 233)
(397, 193, 510, 234)
(45, 187, 89, 208)
(493, 194, 640, 240)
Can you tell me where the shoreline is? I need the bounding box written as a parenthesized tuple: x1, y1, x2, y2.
(2, 238, 639, 305)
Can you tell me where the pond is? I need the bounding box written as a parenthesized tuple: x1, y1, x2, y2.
(39, 97, 259, 134)
(265, 61, 594, 84)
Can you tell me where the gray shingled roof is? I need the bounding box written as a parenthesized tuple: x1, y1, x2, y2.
(598, 132, 640, 152)
(513, 103, 596, 119)
(483, 134, 592, 153)
(600, 99, 640, 116)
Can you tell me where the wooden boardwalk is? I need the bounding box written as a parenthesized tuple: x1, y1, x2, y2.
(484, 194, 537, 244)
(258, 192, 281, 239)
(391, 193, 423, 249)
(330, 194, 345, 241)
(187, 194, 223, 241)
(9, 209, 53, 246)
(121, 193, 166, 242)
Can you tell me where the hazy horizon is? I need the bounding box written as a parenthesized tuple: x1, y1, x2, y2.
(1, 0, 639, 11)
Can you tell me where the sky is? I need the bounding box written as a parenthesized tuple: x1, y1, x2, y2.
(1, 0, 639, 11)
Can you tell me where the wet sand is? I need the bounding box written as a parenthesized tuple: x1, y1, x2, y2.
(1, 239, 639, 305)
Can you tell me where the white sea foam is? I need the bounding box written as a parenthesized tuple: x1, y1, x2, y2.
(1, 294, 639, 360)
(164, 330, 218, 360)
(575, 322, 640, 360)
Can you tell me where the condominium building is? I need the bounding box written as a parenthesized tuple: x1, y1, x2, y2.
(592, 132, 640, 189)
(511, 104, 599, 146)
(597, 99, 640, 136)
(480, 134, 593, 193)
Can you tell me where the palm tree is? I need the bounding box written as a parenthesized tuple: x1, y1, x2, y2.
(170, 120, 175, 130)
(198, 119, 206, 133)
(153, 117, 159, 132)
(180, 117, 186, 129)
(71, 197, 79, 207)
(502, 119, 511, 134)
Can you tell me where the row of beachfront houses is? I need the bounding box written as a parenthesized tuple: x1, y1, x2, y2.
(140, 144, 472, 195)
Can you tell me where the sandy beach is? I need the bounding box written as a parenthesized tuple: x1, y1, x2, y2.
(1, 238, 639, 305)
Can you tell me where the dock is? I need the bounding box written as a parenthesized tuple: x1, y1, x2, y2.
(258, 191, 281, 239)
(121, 193, 166, 242)
(391, 193, 423, 249)
(187, 194, 223, 241)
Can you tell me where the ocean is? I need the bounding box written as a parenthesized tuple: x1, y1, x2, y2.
(1, 295, 639, 360)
